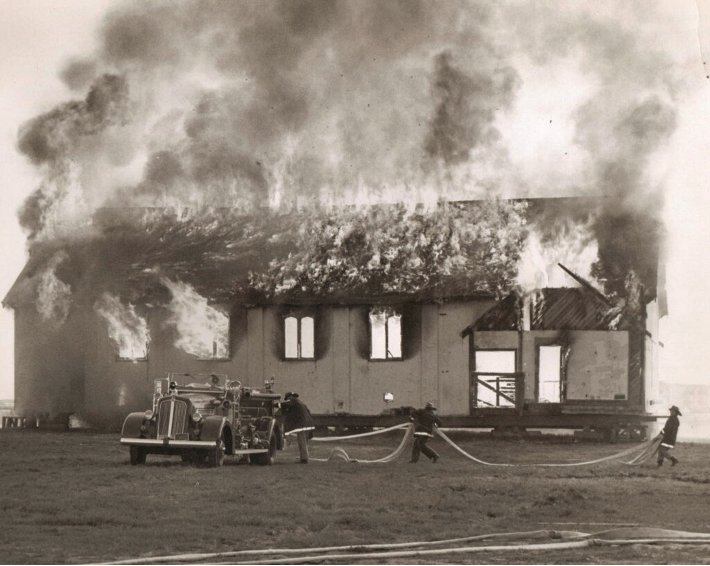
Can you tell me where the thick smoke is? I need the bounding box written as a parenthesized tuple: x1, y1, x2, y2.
(424, 51, 519, 167)
(16, 0, 682, 298)
(501, 4, 680, 296)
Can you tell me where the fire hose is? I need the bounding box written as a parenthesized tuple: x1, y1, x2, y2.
(434, 427, 663, 467)
(310, 422, 411, 442)
(99, 428, 690, 565)
(307, 422, 662, 467)
(100, 527, 710, 565)
(309, 422, 412, 463)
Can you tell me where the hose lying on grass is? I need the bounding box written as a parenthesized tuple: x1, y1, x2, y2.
(99, 527, 710, 565)
(434, 427, 663, 467)
(310, 424, 413, 463)
(308, 422, 662, 467)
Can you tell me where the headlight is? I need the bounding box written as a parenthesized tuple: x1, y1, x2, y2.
(144, 410, 154, 421)
(192, 412, 202, 423)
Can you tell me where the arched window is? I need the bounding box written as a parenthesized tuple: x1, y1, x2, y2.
(284, 315, 315, 360)
(369, 308, 402, 360)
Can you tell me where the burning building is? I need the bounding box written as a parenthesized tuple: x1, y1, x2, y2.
(2, 198, 664, 437)
(2, 1, 679, 436)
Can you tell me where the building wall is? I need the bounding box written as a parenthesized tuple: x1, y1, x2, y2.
(17, 295, 647, 424)
(563, 331, 629, 400)
(83, 305, 252, 425)
(83, 308, 149, 425)
(79, 299, 494, 421)
(644, 298, 660, 412)
(14, 305, 85, 418)
(474, 330, 630, 403)
(255, 300, 493, 416)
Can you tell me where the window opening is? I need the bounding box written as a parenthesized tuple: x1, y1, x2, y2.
(538, 345, 562, 403)
(473, 350, 517, 408)
(95, 293, 149, 361)
(284, 315, 315, 359)
(369, 308, 402, 360)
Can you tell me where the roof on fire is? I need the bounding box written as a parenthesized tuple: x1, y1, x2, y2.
(2, 197, 657, 309)
(462, 287, 631, 334)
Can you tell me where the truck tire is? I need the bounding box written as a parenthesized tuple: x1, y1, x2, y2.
(253, 435, 277, 466)
(129, 446, 146, 465)
(207, 436, 225, 468)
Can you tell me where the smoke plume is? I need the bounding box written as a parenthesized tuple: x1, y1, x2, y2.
(15, 0, 683, 299)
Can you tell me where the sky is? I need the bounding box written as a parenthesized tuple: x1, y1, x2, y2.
(0, 0, 709, 401)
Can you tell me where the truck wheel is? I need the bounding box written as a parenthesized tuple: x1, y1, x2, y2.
(129, 446, 146, 465)
(251, 435, 277, 466)
(207, 436, 225, 468)
(266, 435, 277, 465)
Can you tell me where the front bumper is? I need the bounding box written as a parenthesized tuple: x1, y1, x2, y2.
(120, 438, 269, 454)
(120, 438, 217, 449)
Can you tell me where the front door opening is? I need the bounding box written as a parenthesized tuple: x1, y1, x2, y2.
(538, 345, 562, 403)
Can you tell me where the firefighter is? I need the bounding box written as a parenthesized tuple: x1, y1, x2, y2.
(410, 402, 443, 464)
(279, 392, 315, 463)
(657, 405, 681, 467)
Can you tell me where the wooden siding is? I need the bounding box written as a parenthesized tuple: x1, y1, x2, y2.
(14, 306, 85, 418)
(15, 294, 654, 426)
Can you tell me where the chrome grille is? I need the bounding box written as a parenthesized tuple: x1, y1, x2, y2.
(157, 398, 189, 439)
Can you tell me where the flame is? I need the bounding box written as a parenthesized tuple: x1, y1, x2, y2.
(516, 223, 601, 292)
(251, 200, 528, 298)
(36, 252, 72, 325)
(95, 293, 150, 360)
(161, 278, 229, 359)
(35, 164, 93, 241)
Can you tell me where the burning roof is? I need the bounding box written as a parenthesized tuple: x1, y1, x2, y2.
(4, 200, 521, 308)
(4, 196, 661, 316)
(466, 287, 632, 334)
(8, 2, 676, 321)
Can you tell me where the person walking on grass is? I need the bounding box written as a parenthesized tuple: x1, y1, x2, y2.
(410, 402, 443, 464)
(279, 392, 315, 464)
(657, 405, 682, 467)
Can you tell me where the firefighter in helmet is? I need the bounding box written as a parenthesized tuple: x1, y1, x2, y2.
(410, 402, 443, 463)
(279, 392, 315, 463)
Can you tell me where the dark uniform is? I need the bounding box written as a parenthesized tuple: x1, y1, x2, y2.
(410, 402, 443, 463)
(279, 392, 315, 463)
(657, 405, 681, 467)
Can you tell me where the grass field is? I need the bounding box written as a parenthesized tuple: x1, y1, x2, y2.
(1, 429, 709, 564)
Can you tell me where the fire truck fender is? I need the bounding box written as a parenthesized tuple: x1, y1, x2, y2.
(121, 413, 147, 438)
(201, 416, 229, 443)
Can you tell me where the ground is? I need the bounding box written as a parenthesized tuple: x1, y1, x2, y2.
(0, 429, 708, 564)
